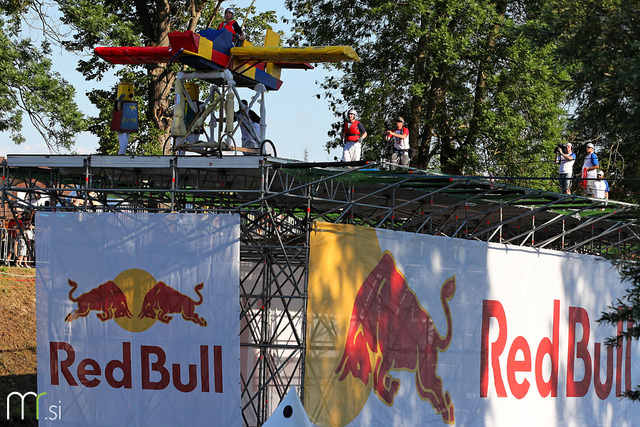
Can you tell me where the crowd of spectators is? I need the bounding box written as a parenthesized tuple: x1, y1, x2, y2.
(0, 213, 35, 268)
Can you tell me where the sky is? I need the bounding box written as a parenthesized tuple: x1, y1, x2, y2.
(0, 0, 344, 162)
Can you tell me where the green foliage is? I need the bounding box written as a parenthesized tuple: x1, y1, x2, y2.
(542, 0, 640, 201)
(598, 242, 640, 401)
(59, 0, 280, 154)
(0, 17, 86, 150)
(242, 9, 283, 45)
(285, 0, 567, 184)
(86, 68, 175, 155)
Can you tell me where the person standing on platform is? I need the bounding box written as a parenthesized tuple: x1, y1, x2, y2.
(341, 109, 367, 162)
(235, 100, 261, 150)
(555, 142, 575, 194)
(110, 82, 138, 155)
(594, 170, 609, 200)
(386, 117, 410, 167)
(581, 142, 600, 197)
(218, 8, 246, 46)
(113, 99, 130, 155)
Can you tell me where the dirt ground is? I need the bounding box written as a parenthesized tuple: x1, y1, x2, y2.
(0, 267, 37, 426)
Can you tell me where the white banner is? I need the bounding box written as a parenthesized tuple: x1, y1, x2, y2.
(306, 223, 640, 427)
(36, 212, 241, 426)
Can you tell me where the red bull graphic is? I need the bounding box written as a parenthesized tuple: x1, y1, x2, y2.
(138, 281, 207, 326)
(65, 269, 206, 331)
(49, 341, 223, 393)
(37, 213, 241, 427)
(335, 251, 456, 425)
(306, 222, 640, 426)
(65, 279, 132, 322)
(480, 299, 634, 400)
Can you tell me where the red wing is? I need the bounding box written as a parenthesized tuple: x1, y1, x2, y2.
(94, 46, 175, 65)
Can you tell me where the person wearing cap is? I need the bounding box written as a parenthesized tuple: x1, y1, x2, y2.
(341, 109, 367, 162)
(556, 142, 575, 194)
(386, 117, 410, 167)
(594, 170, 609, 201)
(217, 8, 246, 46)
(581, 142, 600, 197)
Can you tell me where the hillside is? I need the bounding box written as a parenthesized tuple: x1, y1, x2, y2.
(0, 267, 37, 426)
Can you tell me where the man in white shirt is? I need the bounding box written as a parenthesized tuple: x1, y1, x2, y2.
(341, 109, 368, 162)
(556, 142, 575, 194)
(594, 170, 609, 200)
(386, 117, 410, 167)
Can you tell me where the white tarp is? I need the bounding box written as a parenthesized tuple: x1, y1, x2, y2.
(306, 222, 640, 426)
(36, 212, 241, 426)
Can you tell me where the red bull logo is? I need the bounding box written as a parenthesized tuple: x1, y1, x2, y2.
(65, 279, 132, 322)
(65, 269, 206, 332)
(55, 269, 221, 393)
(335, 252, 456, 424)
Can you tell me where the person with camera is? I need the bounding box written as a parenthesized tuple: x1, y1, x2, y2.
(386, 117, 410, 167)
(582, 142, 600, 197)
(555, 142, 575, 194)
(341, 109, 367, 162)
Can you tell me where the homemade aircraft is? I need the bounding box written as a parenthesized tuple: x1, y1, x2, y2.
(95, 27, 359, 156)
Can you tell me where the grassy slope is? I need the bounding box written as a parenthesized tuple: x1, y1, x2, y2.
(0, 267, 37, 426)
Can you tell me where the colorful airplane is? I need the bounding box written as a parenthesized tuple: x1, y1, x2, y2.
(95, 28, 359, 91)
(95, 27, 359, 156)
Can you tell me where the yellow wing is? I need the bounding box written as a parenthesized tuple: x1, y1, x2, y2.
(230, 46, 360, 63)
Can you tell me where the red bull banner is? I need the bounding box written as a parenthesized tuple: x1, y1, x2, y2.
(306, 222, 640, 426)
(36, 213, 241, 426)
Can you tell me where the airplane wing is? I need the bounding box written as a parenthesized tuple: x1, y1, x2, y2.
(94, 46, 176, 64)
(94, 31, 360, 91)
(230, 46, 360, 64)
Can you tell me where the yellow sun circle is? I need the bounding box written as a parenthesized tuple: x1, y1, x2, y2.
(113, 269, 158, 332)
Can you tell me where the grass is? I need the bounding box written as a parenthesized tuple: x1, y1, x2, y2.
(0, 266, 37, 426)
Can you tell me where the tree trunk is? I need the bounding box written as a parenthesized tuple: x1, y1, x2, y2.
(410, 21, 428, 169)
(149, 66, 175, 154)
(149, 0, 173, 154)
(463, 1, 506, 165)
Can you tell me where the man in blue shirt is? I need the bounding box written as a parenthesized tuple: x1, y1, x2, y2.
(582, 142, 600, 197)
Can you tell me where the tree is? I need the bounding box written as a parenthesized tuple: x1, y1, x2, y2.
(55, 0, 217, 154)
(541, 0, 640, 200)
(598, 247, 640, 400)
(0, 14, 86, 151)
(285, 0, 568, 185)
(57, 0, 280, 155)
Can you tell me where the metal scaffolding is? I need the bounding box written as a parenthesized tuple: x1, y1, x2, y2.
(3, 154, 639, 425)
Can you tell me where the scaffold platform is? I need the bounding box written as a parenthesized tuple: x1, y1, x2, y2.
(3, 153, 638, 425)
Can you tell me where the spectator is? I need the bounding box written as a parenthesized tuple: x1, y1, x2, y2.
(16, 222, 31, 268)
(341, 109, 367, 162)
(386, 117, 410, 167)
(581, 142, 600, 197)
(7, 217, 20, 266)
(26, 222, 35, 267)
(0, 219, 5, 265)
(555, 142, 575, 194)
(594, 170, 609, 200)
